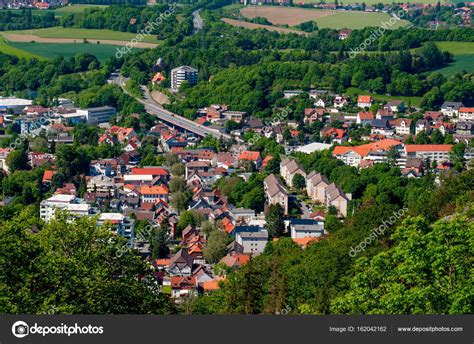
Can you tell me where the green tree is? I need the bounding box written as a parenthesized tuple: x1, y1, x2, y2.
(171, 191, 189, 211)
(265, 204, 285, 238)
(331, 214, 473, 314)
(169, 177, 186, 193)
(203, 230, 230, 264)
(292, 173, 306, 190)
(0, 208, 175, 314)
(5, 149, 29, 172)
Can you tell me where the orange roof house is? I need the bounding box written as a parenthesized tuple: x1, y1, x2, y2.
(238, 150, 261, 161)
(131, 167, 169, 176)
(152, 72, 166, 84)
(262, 155, 273, 169)
(405, 144, 453, 153)
(357, 95, 373, 107)
(42, 170, 56, 184)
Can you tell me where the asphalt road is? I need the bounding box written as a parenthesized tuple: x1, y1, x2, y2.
(113, 75, 232, 140)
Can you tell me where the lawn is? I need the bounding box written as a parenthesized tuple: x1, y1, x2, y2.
(345, 87, 423, 108)
(7, 41, 140, 63)
(4, 27, 160, 44)
(0, 37, 45, 60)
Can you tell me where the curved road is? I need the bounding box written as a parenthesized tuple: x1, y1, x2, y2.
(114, 75, 232, 140)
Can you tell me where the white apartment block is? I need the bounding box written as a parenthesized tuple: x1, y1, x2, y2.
(170, 65, 198, 90)
(97, 213, 134, 239)
(76, 106, 116, 125)
(236, 229, 268, 256)
(40, 194, 91, 222)
(404, 144, 453, 163)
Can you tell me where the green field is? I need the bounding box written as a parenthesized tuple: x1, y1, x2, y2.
(54, 4, 109, 14)
(7, 41, 139, 63)
(5, 27, 160, 44)
(413, 41, 474, 76)
(315, 12, 410, 30)
(345, 87, 423, 108)
(0, 37, 45, 60)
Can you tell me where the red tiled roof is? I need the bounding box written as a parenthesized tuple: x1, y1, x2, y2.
(332, 139, 402, 157)
(131, 167, 168, 176)
(42, 170, 56, 183)
(238, 150, 260, 161)
(140, 185, 169, 195)
(405, 144, 453, 153)
(262, 155, 273, 168)
(358, 95, 372, 103)
(324, 127, 346, 139)
(459, 107, 474, 112)
(358, 111, 374, 120)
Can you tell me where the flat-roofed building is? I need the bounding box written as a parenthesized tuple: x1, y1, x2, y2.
(40, 194, 92, 222)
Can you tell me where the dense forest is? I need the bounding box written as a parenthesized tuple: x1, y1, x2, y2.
(59, 4, 192, 39)
(0, 10, 57, 31)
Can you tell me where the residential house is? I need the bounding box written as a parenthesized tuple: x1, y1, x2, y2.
(238, 150, 262, 169)
(357, 95, 373, 108)
(370, 119, 394, 136)
(392, 118, 412, 136)
(324, 183, 350, 217)
(333, 95, 349, 109)
(289, 219, 325, 239)
(440, 101, 463, 117)
(169, 248, 194, 276)
(356, 111, 374, 125)
(332, 139, 403, 167)
(338, 28, 352, 39)
(140, 185, 170, 203)
(459, 107, 474, 122)
(235, 229, 268, 256)
(263, 174, 289, 215)
(323, 127, 347, 144)
(314, 98, 326, 108)
(280, 157, 306, 187)
(384, 100, 405, 112)
(306, 171, 329, 204)
(415, 119, 431, 135)
(376, 109, 395, 121)
(304, 108, 325, 124)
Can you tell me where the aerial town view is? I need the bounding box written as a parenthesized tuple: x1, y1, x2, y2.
(0, 0, 472, 342)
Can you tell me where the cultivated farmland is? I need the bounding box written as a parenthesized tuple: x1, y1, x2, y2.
(240, 6, 410, 29)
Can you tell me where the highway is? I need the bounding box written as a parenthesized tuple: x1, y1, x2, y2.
(113, 75, 232, 140)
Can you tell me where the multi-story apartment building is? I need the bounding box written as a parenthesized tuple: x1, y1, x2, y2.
(404, 144, 453, 163)
(76, 106, 116, 125)
(170, 65, 198, 90)
(97, 213, 135, 240)
(263, 174, 289, 215)
(40, 194, 92, 222)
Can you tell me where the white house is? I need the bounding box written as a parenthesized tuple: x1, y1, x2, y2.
(289, 219, 325, 239)
(236, 229, 268, 256)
